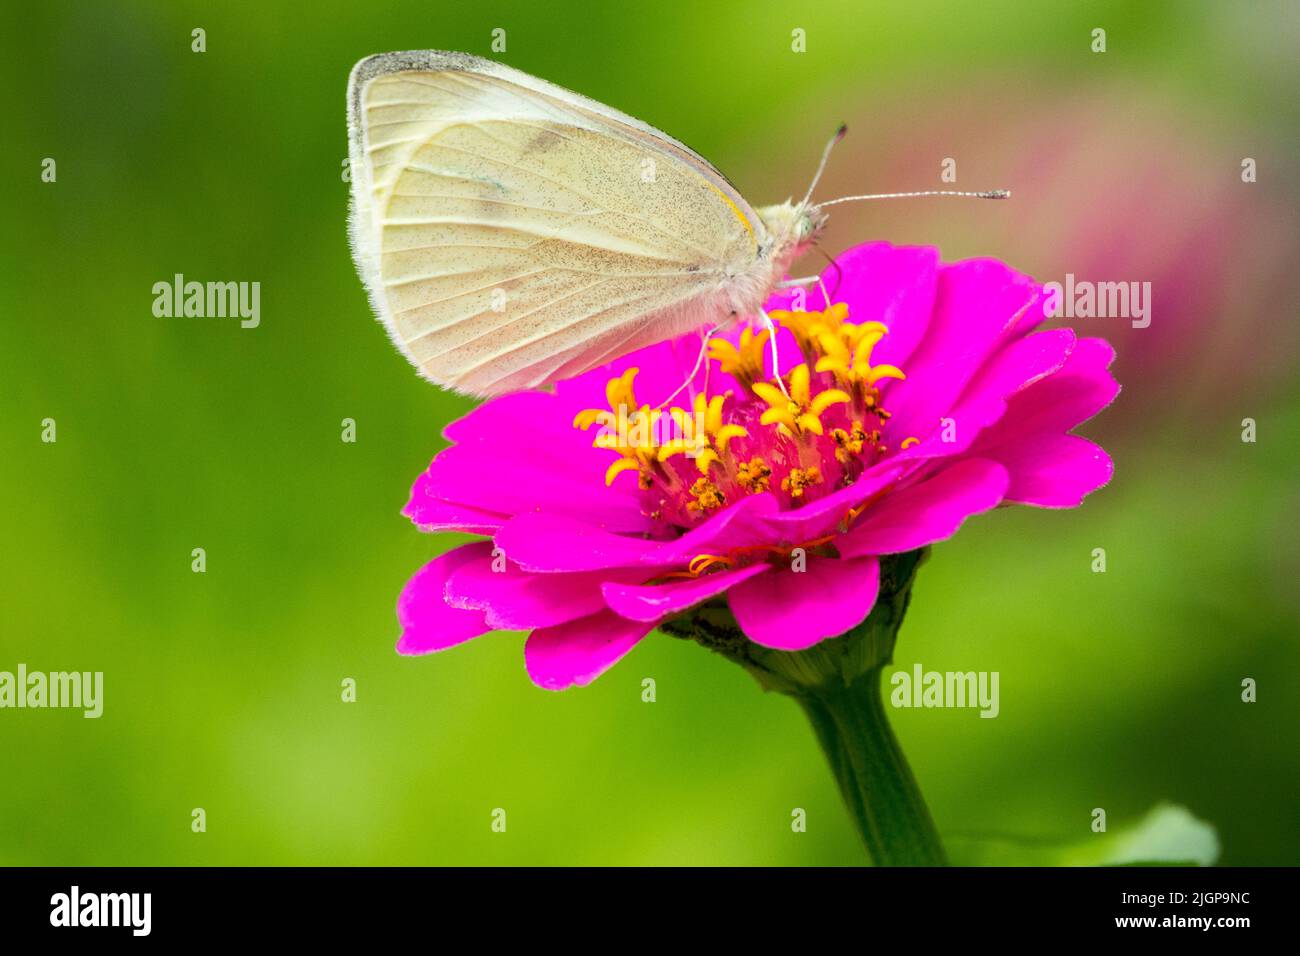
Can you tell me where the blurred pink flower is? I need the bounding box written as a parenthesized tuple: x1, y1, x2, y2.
(799, 84, 1300, 418)
(395, 242, 1117, 689)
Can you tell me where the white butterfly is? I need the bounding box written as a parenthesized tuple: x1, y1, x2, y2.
(346, 50, 1004, 397)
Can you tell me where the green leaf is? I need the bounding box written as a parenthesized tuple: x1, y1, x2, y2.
(946, 803, 1220, 867)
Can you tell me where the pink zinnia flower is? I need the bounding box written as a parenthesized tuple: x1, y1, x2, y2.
(396, 242, 1118, 689)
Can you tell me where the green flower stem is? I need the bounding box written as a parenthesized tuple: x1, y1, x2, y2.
(795, 668, 947, 866)
(661, 548, 945, 866)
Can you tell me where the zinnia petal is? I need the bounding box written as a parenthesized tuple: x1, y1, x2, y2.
(884, 258, 1041, 443)
(418, 443, 648, 533)
(602, 564, 771, 623)
(401, 480, 507, 535)
(494, 514, 658, 572)
(446, 561, 640, 630)
(396, 542, 494, 655)
(974, 337, 1119, 442)
(524, 611, 654, 690)
(763, 242, 940, 371)
(884, 328, 1076, 459)
(838, 459, 1009, 557)
(759, 461, 909, 543)
(728, 555, 881, 651)
(981, 434, 1113, 508)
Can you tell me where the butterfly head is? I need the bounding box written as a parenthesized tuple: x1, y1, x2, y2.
(756, 200, 829, 264)
(795, 201, 830, 245)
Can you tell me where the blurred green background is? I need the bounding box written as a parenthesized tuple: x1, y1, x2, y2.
(2, 0, 1297, 865)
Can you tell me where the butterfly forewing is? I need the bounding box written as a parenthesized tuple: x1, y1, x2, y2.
(348, 51, 764, 396)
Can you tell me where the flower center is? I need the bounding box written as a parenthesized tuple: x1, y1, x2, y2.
(574, 302, 911, 536)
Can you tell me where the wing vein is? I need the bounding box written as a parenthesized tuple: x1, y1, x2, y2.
(417, 275, 614, 352)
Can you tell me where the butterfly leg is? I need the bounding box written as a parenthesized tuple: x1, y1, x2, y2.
(757, 309, 791, 399)
(702, 330, 713, 398)
(776, 274, 834, 309)
(656, 322, 721, 411)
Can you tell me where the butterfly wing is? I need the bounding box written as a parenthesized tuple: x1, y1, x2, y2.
(347, 51, 764, 396)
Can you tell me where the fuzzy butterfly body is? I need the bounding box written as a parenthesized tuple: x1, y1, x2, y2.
(346, 50, 825, 397)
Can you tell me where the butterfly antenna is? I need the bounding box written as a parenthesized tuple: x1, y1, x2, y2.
(818, 189, 1010, 207)
(799, 124, 848, 207)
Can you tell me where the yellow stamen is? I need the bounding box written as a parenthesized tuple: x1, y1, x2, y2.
(707, 327, 770, 391)
(754, 364, 850, 438)
(768, 302, 855, 363)
(767, 309, 824, 360)
(575, 366, 643, 432)
(736, 456, 772, 494)
(688, 552, 734, 576)
(576, 368, 663, 488)
(686, 477, 726, 513)
(782, 466, 823, 499)
(831, 421, 868, 464)
(605, 458, 646, 488)
(830, 419, 889, 464)
(815, 323, 905, 393)
(658, 392, 748, 475)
